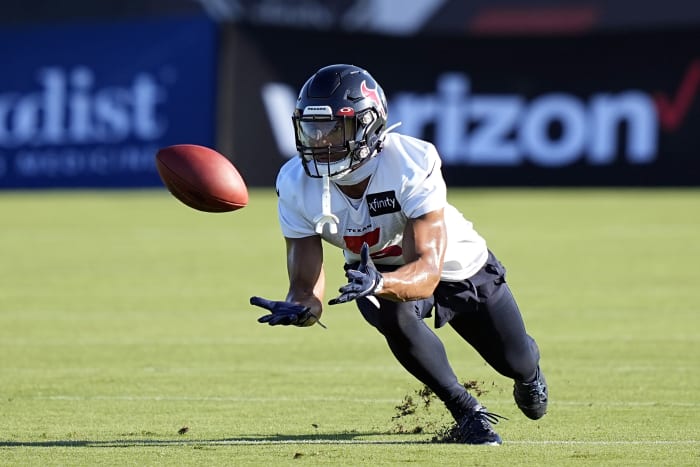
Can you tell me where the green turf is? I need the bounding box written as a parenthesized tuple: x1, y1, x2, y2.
(0, 188, 698, 466)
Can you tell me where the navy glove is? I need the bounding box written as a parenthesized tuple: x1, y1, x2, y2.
(329, 242, 383, 305)
(250, 296, 323, 327)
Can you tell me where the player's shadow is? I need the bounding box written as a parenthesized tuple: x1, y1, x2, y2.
(0, 431, 433, 447)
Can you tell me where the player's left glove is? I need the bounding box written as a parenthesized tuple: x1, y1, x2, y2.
(250, 297, 322, 327)
(329, 242, 383, 305)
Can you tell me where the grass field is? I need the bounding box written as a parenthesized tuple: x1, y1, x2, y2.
(0, 188, 698, 466)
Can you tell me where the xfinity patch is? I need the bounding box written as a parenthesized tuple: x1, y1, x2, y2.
(366, 191, 401, 217)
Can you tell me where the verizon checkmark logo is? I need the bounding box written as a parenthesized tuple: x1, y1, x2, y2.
(654, 58, 700, 132)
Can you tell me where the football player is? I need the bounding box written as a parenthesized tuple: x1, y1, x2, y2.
(250, 64, 548, 445)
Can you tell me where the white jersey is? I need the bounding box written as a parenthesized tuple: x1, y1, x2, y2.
(276, 132, 488, 281)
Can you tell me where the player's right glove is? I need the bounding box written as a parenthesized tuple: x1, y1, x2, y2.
(249, 296, 323, 327)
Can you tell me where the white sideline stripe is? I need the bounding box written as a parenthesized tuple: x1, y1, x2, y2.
(91, 439, 699, 446)
(507, 440, 699, 446)
(32, 395, 700, 407)
(37, 395, 398, 403)
(216, 440, 697, 446)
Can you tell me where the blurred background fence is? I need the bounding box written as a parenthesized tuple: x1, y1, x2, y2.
(1, 0, 699, 188)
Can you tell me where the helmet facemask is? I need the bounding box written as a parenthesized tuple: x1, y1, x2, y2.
(294, 105, 383, 180)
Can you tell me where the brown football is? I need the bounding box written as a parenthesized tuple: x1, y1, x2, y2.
(155, 144, 248, 212)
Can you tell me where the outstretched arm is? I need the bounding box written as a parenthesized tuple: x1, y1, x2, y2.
(250, 235, 325, 327)
(378, 208, 446, 301)
(328, 208, 447, 306)
(285, 235, 325, 320)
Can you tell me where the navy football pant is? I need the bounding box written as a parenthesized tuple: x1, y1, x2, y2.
(355, 251, 540, 420)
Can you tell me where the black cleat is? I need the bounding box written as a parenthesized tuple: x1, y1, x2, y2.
(453, 406, 505, 445)
(513, 366, 548, 420)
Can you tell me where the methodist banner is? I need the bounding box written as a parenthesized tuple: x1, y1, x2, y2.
(0, 16, 217, 188)
(221, 25, 700, 186)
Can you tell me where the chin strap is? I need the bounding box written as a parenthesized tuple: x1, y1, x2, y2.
(314, 175, 339, 234)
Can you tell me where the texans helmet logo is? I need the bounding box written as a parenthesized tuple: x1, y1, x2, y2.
(360, 80, 387, 118)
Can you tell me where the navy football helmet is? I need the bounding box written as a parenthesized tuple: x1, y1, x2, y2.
(292, 64, 388, 179)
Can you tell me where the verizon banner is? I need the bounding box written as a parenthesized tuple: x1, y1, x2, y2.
(221, 25, 700, 187)
(0, 16, 217, 188)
